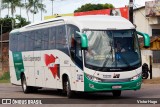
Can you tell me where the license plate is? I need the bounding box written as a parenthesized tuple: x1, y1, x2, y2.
(103, 75, 111, 78)
(112, 86, 122, 89)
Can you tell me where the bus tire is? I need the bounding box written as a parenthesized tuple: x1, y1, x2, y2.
(112, 90, 121, 97)
(21, 74, 31, 93)
(142, 72, 149, 79)
(63, 77, 74, 98)
(66, 78, 75, 98)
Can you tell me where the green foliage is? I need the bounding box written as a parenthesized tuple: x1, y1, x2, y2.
(74, 3, 114, 12)
(2, 0, 23, 17)
(15, 15, 31, 28)
(0, 72, 10, 80)
(26, 0, 46, 14)
(25, 0, 47, 21)
(0, 15, 30, 34)
(0, 16, 13, 33)
(1, 0, 47, 22)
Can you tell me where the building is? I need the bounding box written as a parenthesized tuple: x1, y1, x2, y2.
(0, 32, 9, 73)
(134, 1, 160, 77)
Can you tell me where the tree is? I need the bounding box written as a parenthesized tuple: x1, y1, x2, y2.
(15, 15, 30, 28)
(1, 0, 23, 18)
(74, 3, 114, 13)
(1, 0, 10, 17)
(0, 15, 30, 33)
(0, 16, 13, 33)
(26, 0, 46, 22)
(1, 0, 24, 29)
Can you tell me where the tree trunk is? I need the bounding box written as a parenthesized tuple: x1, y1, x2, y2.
(33, 12, 34, 22)
(8, 3, 9, 17)
(27, 11, 29, 22)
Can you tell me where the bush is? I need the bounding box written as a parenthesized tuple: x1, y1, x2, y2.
(0, 72, 10, 80)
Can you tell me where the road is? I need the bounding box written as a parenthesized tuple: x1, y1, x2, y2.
(0, 83, 160, 107)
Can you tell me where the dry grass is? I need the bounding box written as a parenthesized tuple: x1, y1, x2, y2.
(142, 77, 160, 84)
(0, 79, 10, 83)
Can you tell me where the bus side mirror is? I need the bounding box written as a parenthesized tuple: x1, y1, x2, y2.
(137, 31, 150, 48)
(76, 31, 88, 49)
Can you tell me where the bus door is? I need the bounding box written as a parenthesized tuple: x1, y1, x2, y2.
(75, 37, 83, 70)
(68, 36, 83, 91)
(74, 37, 84, 91)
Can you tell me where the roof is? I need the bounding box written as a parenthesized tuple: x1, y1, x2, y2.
(139, 36, 160, 48)
(67, 15, 135, 30)
(11, 15, 135, 33)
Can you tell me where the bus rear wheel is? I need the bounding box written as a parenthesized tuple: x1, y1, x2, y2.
(21, 74, 38, 93)
(112, 90, 121, 97)
(21, 74, 31, 93)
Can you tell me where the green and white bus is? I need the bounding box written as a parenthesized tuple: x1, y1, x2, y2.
(9, 15, 150, 98)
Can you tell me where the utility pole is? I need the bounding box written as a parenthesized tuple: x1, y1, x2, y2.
(129, 0, 133, 23)
(41, 0, 42, 20)
(51, 0, 54, 16)
(0, 24, 2, 66)
(0, 0, 1, 18)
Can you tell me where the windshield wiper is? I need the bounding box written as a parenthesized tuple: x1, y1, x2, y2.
(102, 40, 114, 67)
(102, 51, 113, 67)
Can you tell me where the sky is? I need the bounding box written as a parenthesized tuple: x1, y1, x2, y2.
(0, 0, 155, 23)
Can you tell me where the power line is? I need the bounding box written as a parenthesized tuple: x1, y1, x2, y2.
(133, 4, 146, 18)
(133, 4, 155, 24)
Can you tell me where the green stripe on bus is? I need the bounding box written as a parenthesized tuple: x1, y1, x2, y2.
(84, 73, 142, 92)
(12, 52, 24, 81)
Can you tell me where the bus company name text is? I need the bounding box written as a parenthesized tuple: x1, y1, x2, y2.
(23, 55, 41, 62)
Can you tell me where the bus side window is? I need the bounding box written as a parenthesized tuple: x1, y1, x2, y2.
(56, 25, 67, 49)
(18, 33, 25, 51)
(10, 34, 18, 52)
(70, 33, 75, 60)
(67, 24, 80, 61)
(75, 38, 82, 58)
(49, 26, 56, 49)
(34, 30, 42, 50)
(67, 24, 82, 69)
(25, 31, 34, 51)
(42, 28, 49, 50)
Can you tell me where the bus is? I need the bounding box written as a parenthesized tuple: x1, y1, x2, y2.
(9, 15, 150, 98)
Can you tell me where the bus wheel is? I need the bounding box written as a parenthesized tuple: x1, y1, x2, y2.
(21, 74, 31, 93)
(112, 90, 121, 97)
(63, 77, 74, 98)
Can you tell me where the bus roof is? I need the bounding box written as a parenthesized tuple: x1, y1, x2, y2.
(11, 15, 135, 33)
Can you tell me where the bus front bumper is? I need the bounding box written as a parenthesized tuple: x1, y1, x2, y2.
(84, 75, 142, 92)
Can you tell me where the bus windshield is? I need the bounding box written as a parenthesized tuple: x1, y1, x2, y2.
(84, 29, 141, 71)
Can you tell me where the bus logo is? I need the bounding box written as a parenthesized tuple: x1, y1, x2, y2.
(44, 54, 60, 79)
(113, 73, 120, 78)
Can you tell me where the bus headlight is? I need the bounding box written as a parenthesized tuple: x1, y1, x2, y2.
(86, 74, 102, 82)
(130, 73, 141, 81)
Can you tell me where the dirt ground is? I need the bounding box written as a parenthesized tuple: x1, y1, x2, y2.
(142, 77, 160, 84)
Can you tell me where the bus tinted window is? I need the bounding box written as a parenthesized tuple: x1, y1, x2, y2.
(49, 26, 56, 49)
(67, 24, 80, 60)
(42, 28, 49, 50)
(10, 34, 18, 52)
(25, 31, 34, 51)
(56, 25, 67, 49)
(34, 30, 42, 50)
(18, 33, 25, 51)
